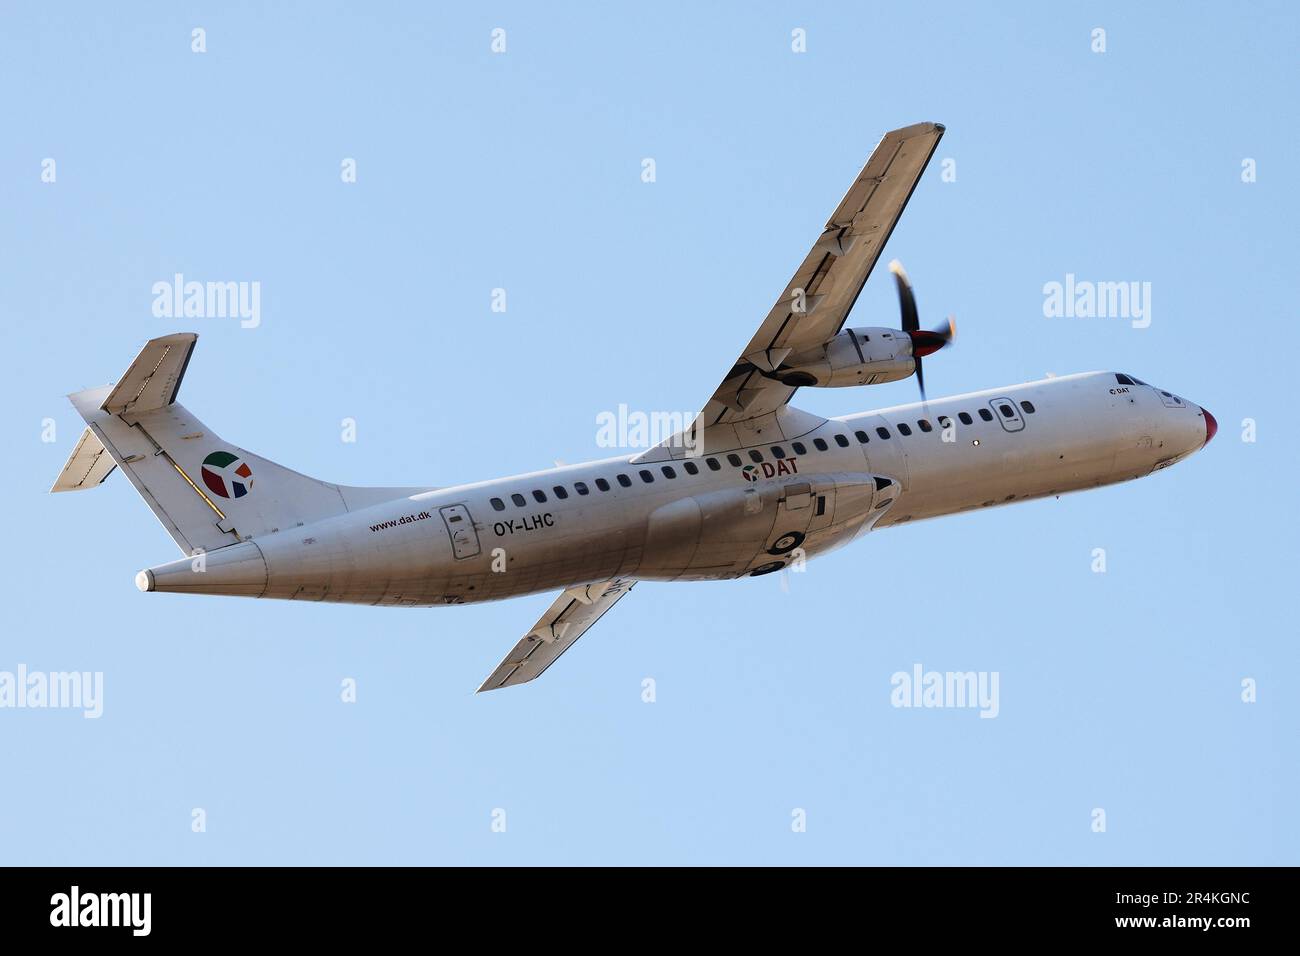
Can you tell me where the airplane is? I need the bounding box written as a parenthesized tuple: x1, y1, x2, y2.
(52, 121, 1215, 692)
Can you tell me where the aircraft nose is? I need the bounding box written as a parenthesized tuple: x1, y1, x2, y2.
(1201, 406, 1218, 446)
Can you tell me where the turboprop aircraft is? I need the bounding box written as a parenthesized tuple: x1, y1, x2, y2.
(52, 122, 1215, 691)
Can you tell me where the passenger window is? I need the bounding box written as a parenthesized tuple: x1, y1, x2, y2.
(876, 427, 891, 439)
(1020, 401, 1036, 414)
(595, 478, 611, 491)
(748, 449, 764, 463)
(727, 454, 742, 467)
(813, 438, 828, 451)
(999, 404, 1014, 418)
(511, 493, 526, 507)
(490, 497, 505, 512)
(978, 409, 993, 422)
(937, 416, 952, 429)
(792, 442, 807, 455)
(617, 474, 632, 487)
(917, 419, 932, 432)
(834, 434, 849, 447)
(574, 482, 590, 496)
(898, 423, 913, 436)
(771, 446, 786, 459)
(661, 466, 677, 479)
(532, 489, 547, 503)
(683, 461, 699, 475)
(958, 412, 972, 425)
(855, 430, 870, 443)
(553, 486, 569, 499)
(706, 458, 721, 471)
(639, 470, 654, 483)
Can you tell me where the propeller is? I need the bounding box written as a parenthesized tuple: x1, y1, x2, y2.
(888, 259, 955, 402)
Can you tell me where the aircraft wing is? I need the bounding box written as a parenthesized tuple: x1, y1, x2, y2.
(702, 121, 944, 427)
(477, 578, 636, 691)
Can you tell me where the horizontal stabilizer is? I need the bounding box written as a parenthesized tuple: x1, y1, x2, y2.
(56, 333, 432, 554)
(50, 427, 117, 492)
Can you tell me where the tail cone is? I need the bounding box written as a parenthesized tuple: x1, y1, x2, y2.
(139, 540, 268, 597)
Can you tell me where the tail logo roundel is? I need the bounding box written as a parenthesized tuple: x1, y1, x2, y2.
(200, 451, 254, 499)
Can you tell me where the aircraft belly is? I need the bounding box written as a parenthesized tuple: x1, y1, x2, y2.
(634, 471, 890, 581)
(635, 487, 778, 581)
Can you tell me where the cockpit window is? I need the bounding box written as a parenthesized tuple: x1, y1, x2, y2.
(1115, 373, 1134, 386)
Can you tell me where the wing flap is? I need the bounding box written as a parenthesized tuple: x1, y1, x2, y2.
(477, 578, 636, 691)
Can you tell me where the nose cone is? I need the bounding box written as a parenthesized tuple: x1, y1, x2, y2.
(907, 329, 947, 358)
(1202, 407, 1218, 446)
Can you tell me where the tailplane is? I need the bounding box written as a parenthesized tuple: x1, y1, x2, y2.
(53, 333, 428, 554)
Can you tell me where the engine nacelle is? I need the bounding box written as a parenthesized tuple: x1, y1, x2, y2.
(772, 327, 915, 388)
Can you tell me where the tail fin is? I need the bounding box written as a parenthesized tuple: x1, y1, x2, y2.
(54, 333, 429, 554)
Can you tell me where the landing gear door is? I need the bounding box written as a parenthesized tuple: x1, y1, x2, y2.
(439, 504, 481, 559)
(763, 481, 816, 558)
(781, 481, 812, 512)
(807, 482, 836, 534)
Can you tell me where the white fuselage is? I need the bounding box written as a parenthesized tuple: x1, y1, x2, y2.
(139, 372, 1213, 605)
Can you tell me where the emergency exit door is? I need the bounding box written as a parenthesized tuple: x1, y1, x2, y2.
(440, 504, 481, 559)
(988, 397, 1026, 432)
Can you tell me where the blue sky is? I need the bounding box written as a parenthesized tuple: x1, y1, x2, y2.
(1, 2, 1295, 864)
